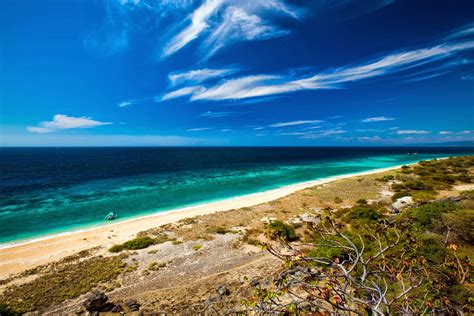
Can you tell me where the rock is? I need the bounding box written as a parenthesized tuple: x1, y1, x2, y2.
(249, 278, 260, 287)
(216, 285, 230, 296)
(82, 291, 109, 312)
(260, 216, 277, 224)
(110, 304, 124, 313)
(299, 213, 320, 224)
(289, 217, 303, 227)
(391, 196, 414, 213)
(124, 299, 141, 311)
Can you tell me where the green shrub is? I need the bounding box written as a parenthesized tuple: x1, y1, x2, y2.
(207, 226, 234, 234)
(356, 199, 368, 205)
(346, 205, 381, 225)
(410, 190, 436, 202)
(418, 234, 447, 264)
(406, 201, 459, 230)
(376, 174, 394, 182)
(0, 303, 22, 316)
(193, 244, 202, 251)
(268, 220, 298, 241)
(109, 236, 156, 252)
(391, 191, 411, 202)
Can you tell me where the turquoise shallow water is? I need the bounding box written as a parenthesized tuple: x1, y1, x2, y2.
(0, 147, 472, 244)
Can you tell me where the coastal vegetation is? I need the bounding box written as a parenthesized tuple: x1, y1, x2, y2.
(245, 156, 473, 314)
(0, 156, 472, 314)
(109, 234, 175, 253)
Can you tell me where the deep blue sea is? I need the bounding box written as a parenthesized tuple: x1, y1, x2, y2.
(0, 147, 472, 244)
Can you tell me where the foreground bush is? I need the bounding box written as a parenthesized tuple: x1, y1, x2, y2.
(267, 220, 298, 241)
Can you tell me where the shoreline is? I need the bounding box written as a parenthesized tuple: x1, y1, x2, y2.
(0, 161, 433, 279)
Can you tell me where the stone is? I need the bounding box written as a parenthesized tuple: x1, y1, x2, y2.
(82, 291, 109, 312)
(250, 278, 260, 287)
(124, 299, 141, 311)
(216, 285, 230, 296)
(260, 216, 277, 224)
(391, 196, 414, 213)
(299, 213, 320, 224)
(289, 217, 303, 227)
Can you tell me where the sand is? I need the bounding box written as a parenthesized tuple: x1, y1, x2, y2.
(0, 165, 403, 279)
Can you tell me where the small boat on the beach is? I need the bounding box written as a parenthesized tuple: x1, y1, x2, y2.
(104, 212, 118, 220)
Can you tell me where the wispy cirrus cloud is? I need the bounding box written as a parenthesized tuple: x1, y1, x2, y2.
(162, 0, 303, 59)
(197, 111, 243, 118)
(160, 25, 474, 102)
(269, 120, 323, 127)
(396, 130, 430, 135)
(27, 114, 112, 133)
(169, 68, 238, 86)
(439, 130, 471, 135)
(361, 116, 396, 123)
(162, 0, 225, 58)
(85, 0, 194, 56)
(300, 128, 347, 139)
(186, 127, 214, 131)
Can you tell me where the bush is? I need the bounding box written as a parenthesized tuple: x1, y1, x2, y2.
(193, 244, 202, 251)
(109, 236, 156, 252)
(376, 175, 394, 182)
(207, 226, 234, 234)
(418, 234, 447, 264)
(334, 197, 343, 204)
(0, 303, 22, 316)
(346, 206, 381, 226)
(268, 220, 298, 241)
(406, 201, 459, 230)
(356, 199, 368, 205)
(391, 191, 411, 202)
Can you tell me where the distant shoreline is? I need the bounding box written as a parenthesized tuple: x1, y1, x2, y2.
(0, 161, 424, 250)
(0, 160, 432, 279)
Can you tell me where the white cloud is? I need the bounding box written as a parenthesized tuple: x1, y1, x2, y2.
(186, 127, 213, 131)
(202, 5, 290, 59)
(439, 130, 471, 135)
(396, 130, 430, 135)
(300, 129, 347, 139)
(162, 33, 474, 101)
(118, 101, 133, 108)
(357, 136, 382, 142)
(361, 116, 395, 123)
(169, 68, 238, 86)
(198, 111, 241, 118)
(160, 86, 204, 101)
(28, 114, 112, 133)
(162, 0, 302, 59)
(27, 127, 54, 134)
(269, 120, 323, 127)
(162, 0, 225, 58)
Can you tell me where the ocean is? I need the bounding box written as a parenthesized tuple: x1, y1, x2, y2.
(0, 147, 472, 244)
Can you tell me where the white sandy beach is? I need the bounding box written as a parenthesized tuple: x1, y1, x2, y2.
(0, 164, 408, 279)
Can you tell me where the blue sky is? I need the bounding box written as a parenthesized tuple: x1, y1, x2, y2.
(0, 0, 473, 146)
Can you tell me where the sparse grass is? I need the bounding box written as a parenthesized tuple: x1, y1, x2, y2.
(206, 225, 236, 234)
(148, 261, 168, 271)
(0, 255, 126, 313)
